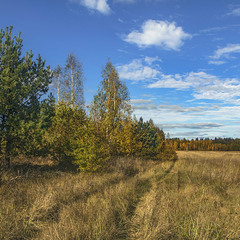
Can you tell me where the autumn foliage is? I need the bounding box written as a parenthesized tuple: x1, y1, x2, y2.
(166, 137, 240, 151)
(45, 61, 171, 172)
(0, 27, 174, 172)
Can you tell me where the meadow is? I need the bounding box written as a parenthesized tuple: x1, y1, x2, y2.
(0, 151, 240, 239)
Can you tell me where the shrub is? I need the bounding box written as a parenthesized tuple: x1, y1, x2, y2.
(46, 102, 109, 172)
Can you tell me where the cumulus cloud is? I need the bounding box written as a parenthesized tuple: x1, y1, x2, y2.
(118, 57, 240, 103)
(148, 72, 216, 90)
(69, 0, 111, 14)
(144, 56, 162, 65)
(210, 44, 240, 60)
(148, 72, 240, 103)
(148, 74, 192, 89)
(124, 20, 191, 50)
(117, 58, 161, 82)
(193, 78, 240, 101)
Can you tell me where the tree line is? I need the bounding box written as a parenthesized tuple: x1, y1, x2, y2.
(166, 138, 240, 151)
(0, 26, 176, 172)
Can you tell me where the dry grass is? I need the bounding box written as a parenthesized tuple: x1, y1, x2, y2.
(0, 157, 158, 240)
(1, 152, 240, 239)
(129, 151, 240, 239)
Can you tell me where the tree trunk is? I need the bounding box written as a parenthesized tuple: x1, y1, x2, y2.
(5, 135, 11, 169)
(71, 65, 74, 109)
(0, 114, 10, 169)
(57, 82, 60, 103)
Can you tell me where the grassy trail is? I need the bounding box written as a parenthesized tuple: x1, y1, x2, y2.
(126, 160, 176, 240)
(127, 151, 240, 240)
(114, 160, 176, 239)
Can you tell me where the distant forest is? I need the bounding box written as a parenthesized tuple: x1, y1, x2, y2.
(167, 138, 240, 151)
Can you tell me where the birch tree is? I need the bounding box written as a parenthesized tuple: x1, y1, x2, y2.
(52, 65, 62, 103)
(63, 53, 84, 109)
(90, 60, 132, 152)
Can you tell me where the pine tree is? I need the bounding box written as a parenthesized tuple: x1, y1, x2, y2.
(0, 26, 52, 167)
(46, 102, 109, 172)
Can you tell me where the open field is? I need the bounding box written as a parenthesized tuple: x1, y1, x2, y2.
(1, 151, 240, 239)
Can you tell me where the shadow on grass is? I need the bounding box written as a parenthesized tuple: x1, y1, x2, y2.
(12, 161, 77, 175)
(0, 161, 78, 184)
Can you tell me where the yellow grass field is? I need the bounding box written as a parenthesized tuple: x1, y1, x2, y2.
(1, 151, 240, 239)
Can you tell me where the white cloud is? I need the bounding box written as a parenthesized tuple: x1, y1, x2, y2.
(118, 18, 124, 23)
(148, 74, 192, 89)
(117, 58, 160, 81)
(133, 102, 240, 122)
(131, 103, 206, 115)
(198, 105, 240, 121)
(193, 78, 240, 101)
(148, 72, 216, 90)
(157, 123, 223, 130)
(161, 105, 205, 113)
(208, 60, 226, 65)
(144, 56, 162, 65)
(133, 103, 158, 110)
(69, 0, 111, 14)
(130, 99, 153, 104)
(210, 44, 240, 60)
(131, 101, 240, 139)
(124, 20, 191, 50)
(199, 26, 227, 34)
(132, 101, 203, 116)
(228, 8, 240, 16)
(118, 58, 240, 103)
(140, 94, 153, 97)
(148, 72, 240, 102)
(121, 58, 240, 139)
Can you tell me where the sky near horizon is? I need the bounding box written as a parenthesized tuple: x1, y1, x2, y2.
(1, 0, 240, 139)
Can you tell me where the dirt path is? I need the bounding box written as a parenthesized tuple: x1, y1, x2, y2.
(122, 160, 177, 239)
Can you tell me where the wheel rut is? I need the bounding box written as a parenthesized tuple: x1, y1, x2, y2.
(120, 160, 177, 240)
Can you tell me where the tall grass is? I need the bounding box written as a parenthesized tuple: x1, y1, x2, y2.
(0, 157, 158, 239)
(129, 151, 240, 239)
(1, 152, 240, 239)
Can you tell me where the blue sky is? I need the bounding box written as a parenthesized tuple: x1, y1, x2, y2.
(1, 0, 240, 139)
